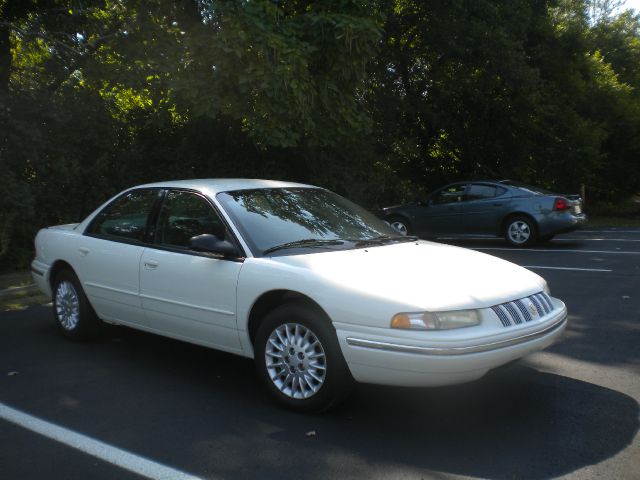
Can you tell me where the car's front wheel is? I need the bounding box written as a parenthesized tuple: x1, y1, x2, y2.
(387, 216, 412, 236)
(254, 302, 353, 412)
(504, 216, 537, 247)
(52, 270, 101, 340)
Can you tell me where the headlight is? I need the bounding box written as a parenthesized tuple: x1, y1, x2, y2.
(391, 310, 480, 330)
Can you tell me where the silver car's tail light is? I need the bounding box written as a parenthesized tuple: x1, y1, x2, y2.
(491, 292, 554, 327)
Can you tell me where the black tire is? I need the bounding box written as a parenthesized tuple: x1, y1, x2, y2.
(387, 215, 413, 236)
(254, 302, 353, 412)
(52, 269, 102, 340)
(504, 215, 538, 247)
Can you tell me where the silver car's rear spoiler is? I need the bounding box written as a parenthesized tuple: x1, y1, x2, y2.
(561, 194, 582, 204)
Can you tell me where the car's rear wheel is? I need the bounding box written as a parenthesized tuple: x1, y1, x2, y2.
(504, 216, 537, 247)
(52, 270, 101, 340)
(387, 216, 412, 236)
(254, 302, 353, 412)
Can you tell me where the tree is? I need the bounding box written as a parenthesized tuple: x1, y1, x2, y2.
(2, 0, 640, 270)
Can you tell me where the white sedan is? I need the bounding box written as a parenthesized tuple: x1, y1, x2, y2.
(32, 179, 567, 411)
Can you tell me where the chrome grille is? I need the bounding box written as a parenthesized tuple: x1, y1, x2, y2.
(491, 292, 554, 327)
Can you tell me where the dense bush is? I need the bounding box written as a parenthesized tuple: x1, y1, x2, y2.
(1, 0, 640, 270)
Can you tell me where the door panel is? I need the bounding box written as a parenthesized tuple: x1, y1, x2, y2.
(139, 249, 243, 351)
(138, 189, 244, 352)
(75, 188, 161, 325)
(75, 237, 147, 324)
(417, 184, 468, 235)
(461, 184, 511, 235)
(418, 204, 465, 235)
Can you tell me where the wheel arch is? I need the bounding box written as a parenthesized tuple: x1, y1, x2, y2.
(501, 211, 538, 234)
(247, 290, 331, 346)
(49, 260, 76, 290)
(385, 212, 412, 223)
(385, 212, 414, 235)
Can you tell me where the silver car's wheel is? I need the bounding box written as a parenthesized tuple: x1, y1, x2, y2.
(265, 323, 327, 399)
(55, 280, 80, 330)
(390, 221, 408, 236)
(388, 216, 412, 236)
(505, 217, 537, 246)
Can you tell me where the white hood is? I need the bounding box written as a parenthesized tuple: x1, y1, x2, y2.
(270, 240, 545, 312)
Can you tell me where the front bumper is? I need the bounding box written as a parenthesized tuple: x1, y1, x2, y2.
(336, 300, 567, 387)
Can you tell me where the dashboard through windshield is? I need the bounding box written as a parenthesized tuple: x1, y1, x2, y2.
(217, 188, 403, 256)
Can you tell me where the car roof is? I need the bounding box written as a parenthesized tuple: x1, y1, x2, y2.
(464, 180, 503, 184)
(441, 180, 504, 187)
(135, 178, 317, 195)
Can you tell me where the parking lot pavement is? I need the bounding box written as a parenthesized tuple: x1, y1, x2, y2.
(1, 228, 639, 480)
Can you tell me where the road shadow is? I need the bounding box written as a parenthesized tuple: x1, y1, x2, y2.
(2, 310, 635, 480)
(324, 366, 639, 479)
(544, 308, 640, 368)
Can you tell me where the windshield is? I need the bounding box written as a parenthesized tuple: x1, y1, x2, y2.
(217, 188, 399, 255)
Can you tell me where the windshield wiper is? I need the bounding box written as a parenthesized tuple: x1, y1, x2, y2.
(263, 239, 345, 255)
(352, 235, 419, 247)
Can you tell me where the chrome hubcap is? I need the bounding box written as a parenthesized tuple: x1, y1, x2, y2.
(508, 221, 531, 244)
(391, 221, 408, 236)
(55, 281, 80, 330)
(265, 323, 327, 399)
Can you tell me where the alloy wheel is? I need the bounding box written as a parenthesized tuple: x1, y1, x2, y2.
(508, 220, 531, 244)
(264, 323, 327, 399)
(390, 221, 408, 236)
(55, 280, 80, 330)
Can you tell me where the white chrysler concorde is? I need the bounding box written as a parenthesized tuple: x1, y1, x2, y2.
(32, 179, 567, 411)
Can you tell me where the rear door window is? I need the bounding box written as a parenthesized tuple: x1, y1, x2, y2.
(467, 184, 507, 201)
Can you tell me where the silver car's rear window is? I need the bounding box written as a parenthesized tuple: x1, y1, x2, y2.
(501, 181, 553, 195)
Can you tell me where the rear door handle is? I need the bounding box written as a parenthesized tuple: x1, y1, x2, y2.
(78, 247, 90, 256)
(144, 260, 159, 269)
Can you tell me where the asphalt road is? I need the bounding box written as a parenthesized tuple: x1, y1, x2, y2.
(1, 228, 639, 479)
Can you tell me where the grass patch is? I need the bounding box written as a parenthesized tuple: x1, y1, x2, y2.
(0, 271, 50, 311)
(0, 271, 33, 290)
(1, 290, 50, 311)
(1, 294, 51, 311)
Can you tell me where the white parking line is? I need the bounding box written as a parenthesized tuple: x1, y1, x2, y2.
(579, 230, 640, 233)
(474, 247, 640, 255)
(522, 265, 612, 272)
(437, 236, 640, 242)
(0, 402, 205, 480)
(554, 238, 640, 242)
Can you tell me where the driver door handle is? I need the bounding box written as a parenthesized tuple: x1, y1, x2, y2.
(144, 260, 159, 269)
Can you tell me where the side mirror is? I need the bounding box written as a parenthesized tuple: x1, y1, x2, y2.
(189, 234, 239, 257)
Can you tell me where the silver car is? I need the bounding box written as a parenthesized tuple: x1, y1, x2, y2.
(382, 180, 587, 246)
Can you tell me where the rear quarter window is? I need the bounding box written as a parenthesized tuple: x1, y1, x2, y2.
(88, 189, 160, 242)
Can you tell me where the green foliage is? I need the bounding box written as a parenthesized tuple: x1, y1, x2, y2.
(1, 0, 640, 270)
